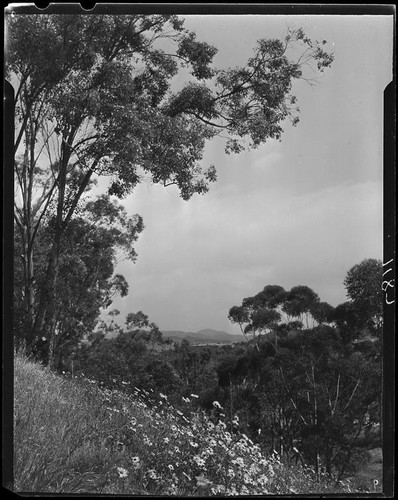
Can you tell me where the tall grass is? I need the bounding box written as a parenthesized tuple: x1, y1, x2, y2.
(14, 352, 128, 493)
(14, 351, 356, 495)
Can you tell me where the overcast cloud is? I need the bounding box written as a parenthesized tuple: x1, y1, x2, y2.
(96, 14, 393, 335)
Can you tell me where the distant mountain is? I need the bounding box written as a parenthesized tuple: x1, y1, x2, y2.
(162, 328, 243, 345)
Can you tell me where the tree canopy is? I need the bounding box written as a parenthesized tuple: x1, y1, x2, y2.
(14, 194, 142, 367)
(343, 258, 383, 332)
(228, 284, 333, 349)
(7, 13, 333, 364)
(225, 270, 381, 480)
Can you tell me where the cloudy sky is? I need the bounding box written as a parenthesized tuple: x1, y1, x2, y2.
(99, 14, 393, 335)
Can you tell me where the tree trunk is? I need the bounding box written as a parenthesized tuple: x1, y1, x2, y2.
(19, 224, 35, 334)
(30, 131, 73, 361)
(30, 241, 60, 350)
(24, 233, 35, 329)
(325, 439, 332, 475)
(315, 451, 320, 481)
(48, 322, 62, 371)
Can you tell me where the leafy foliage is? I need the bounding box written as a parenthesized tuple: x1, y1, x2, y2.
(228, 284, 332, 349)
(14, 195, 143, 367)
(343, 259, 383, 333)
(9, 14, 333, 364)
(72, 312, 180, 397)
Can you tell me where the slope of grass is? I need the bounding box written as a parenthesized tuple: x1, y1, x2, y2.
(14, 352, 126, 493)
(14, 351, 356, 495)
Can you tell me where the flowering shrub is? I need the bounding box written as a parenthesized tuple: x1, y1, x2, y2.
(95, 387, 353, 495)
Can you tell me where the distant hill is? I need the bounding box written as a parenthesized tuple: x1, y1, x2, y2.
(162, 328, 243, 345)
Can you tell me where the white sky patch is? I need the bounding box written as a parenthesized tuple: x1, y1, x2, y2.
(98, 14, 391, 334)
(112, 177, 382, 333)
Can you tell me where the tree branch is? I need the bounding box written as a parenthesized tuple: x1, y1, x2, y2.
(344, 377, 361, 411)
(62, 159, 99, 228)
(184, 110, 226, 128)
(332, 372, 340, 416)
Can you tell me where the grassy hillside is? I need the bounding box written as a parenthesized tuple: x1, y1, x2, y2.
(13, 351, 357, 495)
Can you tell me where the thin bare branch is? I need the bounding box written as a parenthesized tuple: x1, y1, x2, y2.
(344, 377, 361, 411)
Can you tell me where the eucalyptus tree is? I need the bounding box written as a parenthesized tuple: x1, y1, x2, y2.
(228, 285, 287, 350)
(343, 258, 383, 333)
(14, 194, 143, 367)
(7, 13, 333, 361)
(281, 285, 321, 329)
(228, 284, 330, 350)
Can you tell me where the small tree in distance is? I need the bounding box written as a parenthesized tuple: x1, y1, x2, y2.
(343, 258, 383, 334)
(228, 284, 333, 351)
